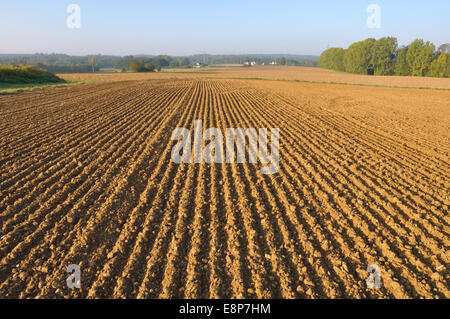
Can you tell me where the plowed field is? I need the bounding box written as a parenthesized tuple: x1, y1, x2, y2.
(0, 76, 448, 299)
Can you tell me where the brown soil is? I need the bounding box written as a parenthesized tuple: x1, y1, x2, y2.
(0, 72, 448, 298)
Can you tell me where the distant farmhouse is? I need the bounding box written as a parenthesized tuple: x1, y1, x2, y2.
(244, 61, 257, 66)
(193, 62, 204, 68)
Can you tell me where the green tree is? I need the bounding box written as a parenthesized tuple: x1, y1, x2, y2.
(406, 39, 435, 76)
(372, 37, 397, 75)
(318, 37, 445, 78)
(343, 38, 376, 74)
(428, 52, 450, 77)
(129, 61, 143, 72)
(277, 57, 287, 65)
(178, 57, 191, 67)
(152, 55, 171, 70)
(88, 56, 96, 73)
(394, 47, 410, 76)
(318, 48, 345, 71)
(438, 43, 450, 54)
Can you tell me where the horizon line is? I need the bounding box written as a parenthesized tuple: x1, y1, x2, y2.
(0, 52, 321, 58)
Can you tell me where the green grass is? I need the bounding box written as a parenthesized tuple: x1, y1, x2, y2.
(0, 80, 85, 95)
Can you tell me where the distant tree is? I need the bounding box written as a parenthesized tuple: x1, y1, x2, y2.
(318, 48, 345, 71)
(394, 47, 410, 76)
(121, 67, 127, 73)
(88, 56, 96, 73)
(372, 37, 397, 75)
(144, 63, 155, 72)
(438, 43, 450, 54)
(115, 56, 134, 69)
(129, 61, 143, 72)
(406, 39, 435, 76)
(343, 38, 376, 74)
(36, 62, 98, 73)
(277, 57, 287, 65)
(178, 57, 191, 67)
(428, 52, 450, 78)
(151, 55, 171, 70)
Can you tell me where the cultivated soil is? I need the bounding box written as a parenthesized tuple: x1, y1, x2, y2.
(0, 68, 449, 298)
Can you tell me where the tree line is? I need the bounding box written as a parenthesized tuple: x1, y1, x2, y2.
(33, 63, 99, 73)
(0, 54, 118, 73)
(114, 55, 318, 71)
(114, 56, 192, 71)
(190, 54, 318, 66)
(1, 53, 321, 73)
(274, 56, 317, 67)
(318, 38, 450, 78)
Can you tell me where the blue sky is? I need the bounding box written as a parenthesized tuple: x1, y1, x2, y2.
(1, 0, 449, 56)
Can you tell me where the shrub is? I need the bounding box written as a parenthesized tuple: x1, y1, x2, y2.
(0, 65, 64, 84)
(129, 61, 143, 72)
(129, 61, 155, 72)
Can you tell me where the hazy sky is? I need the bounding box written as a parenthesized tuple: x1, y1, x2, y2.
(1, 0, 449, 56)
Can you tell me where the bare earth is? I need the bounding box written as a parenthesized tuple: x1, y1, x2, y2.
(0, 67, 449, 298)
